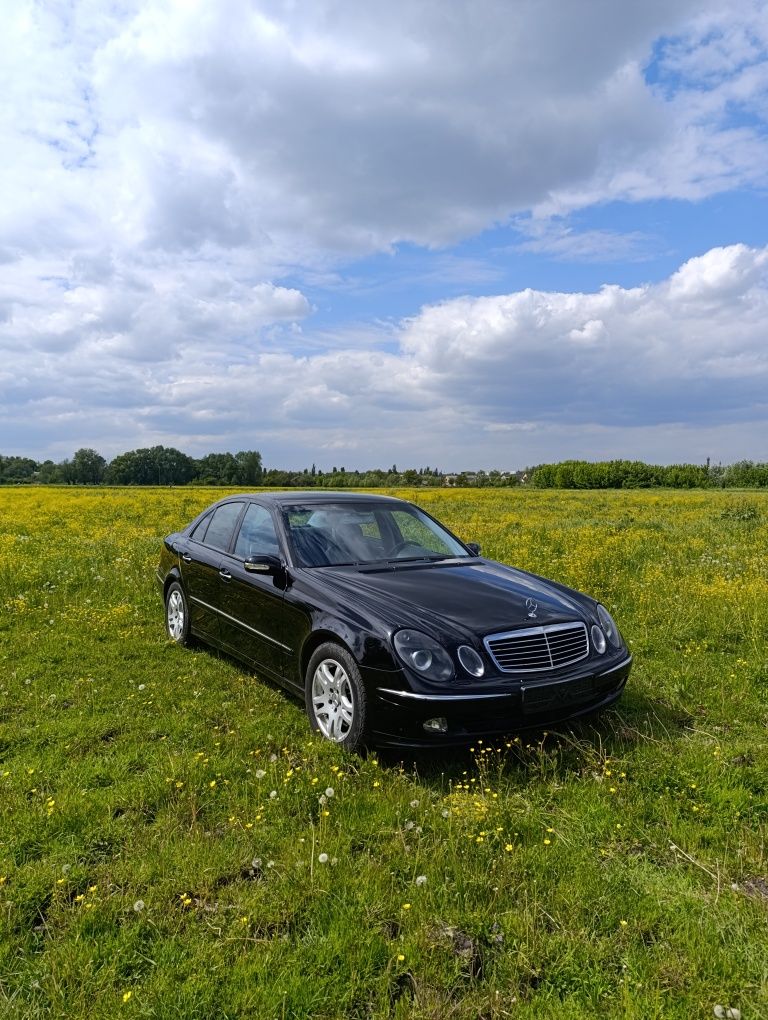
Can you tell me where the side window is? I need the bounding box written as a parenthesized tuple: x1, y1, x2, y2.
(189, 512, 212, 542)
(234, 504, 281, 559)
(202, 502, 244, 552)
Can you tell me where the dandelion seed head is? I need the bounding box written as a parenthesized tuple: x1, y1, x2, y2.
(415, 875, 427, 886)
(318, 853, 329, 864)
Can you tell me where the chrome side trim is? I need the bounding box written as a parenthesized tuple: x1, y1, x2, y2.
(377, 688, 512, 702)
(190, 595, 293, 652)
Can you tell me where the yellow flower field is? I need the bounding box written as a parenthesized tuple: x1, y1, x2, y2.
(0, 485, 766, 1019)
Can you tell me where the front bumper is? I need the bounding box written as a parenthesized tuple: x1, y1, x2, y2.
(369, 653, 632, 748)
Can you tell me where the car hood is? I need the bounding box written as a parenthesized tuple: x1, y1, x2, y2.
(313, 558, 591, 639)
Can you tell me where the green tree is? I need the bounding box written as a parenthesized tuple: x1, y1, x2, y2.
(0, 455, 39, 484)
(70, 448, 107, 484)
(235, 450, 263, 486)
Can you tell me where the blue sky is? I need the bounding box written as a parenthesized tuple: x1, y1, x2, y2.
(1, 0, 768, 470)
(299, 190, 768, 331)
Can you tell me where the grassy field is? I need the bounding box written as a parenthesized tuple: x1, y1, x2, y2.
(0, 486, 766, 1019)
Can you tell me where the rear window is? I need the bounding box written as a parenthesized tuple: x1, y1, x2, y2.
(189, 512, 212, 542)
(201, 502, 244, 552)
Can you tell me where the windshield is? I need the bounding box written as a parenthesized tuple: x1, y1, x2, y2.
(283, 502, 470, 567)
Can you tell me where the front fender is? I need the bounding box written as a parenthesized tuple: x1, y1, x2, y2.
(301, 611, 399, 676)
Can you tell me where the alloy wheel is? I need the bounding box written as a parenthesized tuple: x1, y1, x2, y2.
(166, 588, 185, 641)
(311, 658, 355, 742)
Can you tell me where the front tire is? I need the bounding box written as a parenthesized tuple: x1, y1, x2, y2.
(305, 643, 367, 752)
(165, 581, 192, 646)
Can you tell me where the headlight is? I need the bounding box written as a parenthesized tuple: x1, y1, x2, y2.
(597, 604, 621, 647)
(393, 629, 454, 682)
(457, 644, 485, 677)
(591, 625, 607, 655)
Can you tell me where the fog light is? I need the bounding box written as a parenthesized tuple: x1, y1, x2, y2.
(423, 717, 448, 733)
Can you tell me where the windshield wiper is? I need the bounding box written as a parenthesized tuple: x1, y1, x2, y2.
(386, 554, 452, 564)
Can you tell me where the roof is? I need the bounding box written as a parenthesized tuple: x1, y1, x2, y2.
(229, 491, 407, 506)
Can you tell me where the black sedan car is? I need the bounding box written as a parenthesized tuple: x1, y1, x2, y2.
(156, 492, 631, 749)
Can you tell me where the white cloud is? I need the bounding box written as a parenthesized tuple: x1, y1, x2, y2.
(3, 243, 768, 466)
(6, 0, 765, 265)
(2, 1, 768, 466)
(397, 244, 768, 428)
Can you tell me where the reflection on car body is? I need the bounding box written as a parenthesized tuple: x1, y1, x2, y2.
(156, 492, 632, 750)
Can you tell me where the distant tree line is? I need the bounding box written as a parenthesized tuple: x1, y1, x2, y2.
(3, 449, 768, 488)
(0, 448, 457, 488)
(0, 447, 264, 487)
(529, 459, 768, 489)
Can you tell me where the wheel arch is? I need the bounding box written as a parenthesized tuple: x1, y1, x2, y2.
(300, 629, 356, 683)
(163, 568, 183, 601)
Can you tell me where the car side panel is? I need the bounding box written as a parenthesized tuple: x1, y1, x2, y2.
(216, 554, 291, 679)
(178, 539, 223, 640)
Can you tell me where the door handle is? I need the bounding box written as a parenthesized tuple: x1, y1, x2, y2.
(182, 554, 192, 563)
(219, 568, 232, 581)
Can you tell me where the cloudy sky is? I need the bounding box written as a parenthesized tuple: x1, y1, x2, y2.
(2, 0, 768, 469)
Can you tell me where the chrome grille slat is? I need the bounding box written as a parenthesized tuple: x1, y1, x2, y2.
(484, 622, 589, 673)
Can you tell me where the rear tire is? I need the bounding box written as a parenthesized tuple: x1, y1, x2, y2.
(305, 642, 367, 752)
(165, 581, 193, 647)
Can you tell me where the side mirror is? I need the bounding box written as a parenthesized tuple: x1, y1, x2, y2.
(466, 542, 481, 556)
(244, 554, 282, 575)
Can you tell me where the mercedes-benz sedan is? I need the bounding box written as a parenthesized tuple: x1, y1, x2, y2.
(156, 492, 632, 749)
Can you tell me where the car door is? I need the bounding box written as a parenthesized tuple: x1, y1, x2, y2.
(180, 501, 246, 642)
(217, 502, 290, 678)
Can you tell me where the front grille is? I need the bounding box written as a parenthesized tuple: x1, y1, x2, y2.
(484, 622, 589, 673)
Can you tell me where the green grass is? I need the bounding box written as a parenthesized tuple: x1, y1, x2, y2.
(0, 486, 766, 1018)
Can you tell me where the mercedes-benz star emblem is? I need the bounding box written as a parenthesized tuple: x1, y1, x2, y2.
(525, 597, 538, 619)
